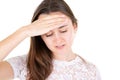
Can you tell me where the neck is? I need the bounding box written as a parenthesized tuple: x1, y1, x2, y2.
(53, 51, 77, 61)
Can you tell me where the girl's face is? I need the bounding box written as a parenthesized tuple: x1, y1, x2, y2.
(41, 12, 77, 57)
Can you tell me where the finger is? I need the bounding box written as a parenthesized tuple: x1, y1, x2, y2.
(43, 17, 66, 25)
(46, 18, 68, 30)
(34, 17, 66, 27)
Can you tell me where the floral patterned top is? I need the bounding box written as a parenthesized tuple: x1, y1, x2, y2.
(7, 55, 101, 80)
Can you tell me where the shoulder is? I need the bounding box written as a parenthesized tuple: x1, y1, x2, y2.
(78, 55, 101, 80)
(6, 54, 27, 65)
(6, 54, 27, 79)
(78, 55, 95, 67)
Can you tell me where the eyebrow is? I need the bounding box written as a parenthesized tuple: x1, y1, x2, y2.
(58, 25, 67, 29)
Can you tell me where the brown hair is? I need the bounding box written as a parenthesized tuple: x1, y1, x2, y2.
(27, 0, 77, 80)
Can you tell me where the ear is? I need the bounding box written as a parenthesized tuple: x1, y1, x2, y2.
(73, 23, 78, 33)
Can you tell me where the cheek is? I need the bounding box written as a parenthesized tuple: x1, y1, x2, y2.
(41, 37, 53, 48)
(65, 31, 75, 45)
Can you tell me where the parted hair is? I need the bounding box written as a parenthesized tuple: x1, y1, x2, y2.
(27, 0, 77, 80)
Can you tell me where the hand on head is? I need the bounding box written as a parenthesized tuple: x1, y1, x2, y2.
(25, 14, 67, 37)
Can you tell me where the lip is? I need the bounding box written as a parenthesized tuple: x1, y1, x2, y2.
(55, 44, 65, 49)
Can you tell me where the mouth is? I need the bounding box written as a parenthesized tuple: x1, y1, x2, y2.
(55, 44, 65, 49)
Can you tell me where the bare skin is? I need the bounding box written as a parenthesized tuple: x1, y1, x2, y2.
(0, 13, 66, 79)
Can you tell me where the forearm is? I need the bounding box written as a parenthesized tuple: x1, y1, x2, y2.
(0, 26, 28, 61)
(0, 15, 66, 61)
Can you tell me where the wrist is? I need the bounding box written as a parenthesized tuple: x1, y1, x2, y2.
(18, 26, 30, 38)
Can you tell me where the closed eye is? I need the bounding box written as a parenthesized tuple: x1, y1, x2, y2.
(46, 33, 53, 37)
(45, 32, 53, 37)
(60, 30, 67, 33)
(59, 25, 68, 33)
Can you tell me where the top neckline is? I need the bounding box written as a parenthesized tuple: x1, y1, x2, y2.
(53, 55, 82, 66)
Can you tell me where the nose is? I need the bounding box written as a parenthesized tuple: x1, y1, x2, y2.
(53, 32, 63, 44)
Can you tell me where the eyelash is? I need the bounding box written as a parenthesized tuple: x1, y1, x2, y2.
(46, 30, 67, 37)
(60, 30, 67, 33)
(46, 33, 53, 37)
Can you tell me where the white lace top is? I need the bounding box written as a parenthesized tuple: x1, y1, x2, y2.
(7, 55, 101, 80)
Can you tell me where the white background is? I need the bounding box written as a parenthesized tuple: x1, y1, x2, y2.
(0, 0, 120, 80)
